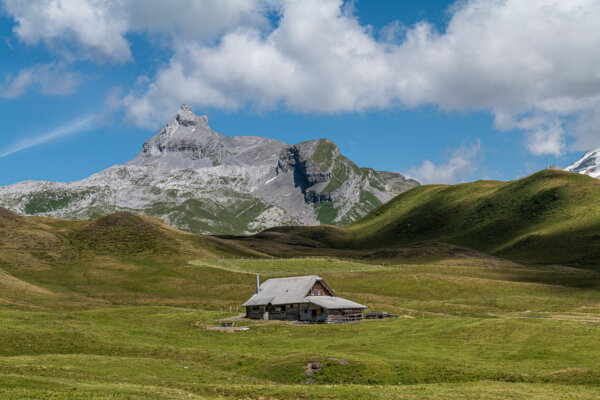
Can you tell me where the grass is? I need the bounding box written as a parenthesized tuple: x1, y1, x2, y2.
(266, 170, 600, 267)
(22, 188, 98, 214)
(148, 193, 272, 235)
(2, 208, 600, 398)
(314, 202, 339, 224)
(1, 307, 600, 399)
(311, 139, 338, 168)
(189, 257, 388, 276)
(352, 170, 600, 265)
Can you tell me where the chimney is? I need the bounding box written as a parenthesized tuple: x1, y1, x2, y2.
(256, 273, 260, 294)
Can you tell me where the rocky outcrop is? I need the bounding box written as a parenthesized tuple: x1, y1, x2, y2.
(0, 105, 419, 234)
(277, 139, 419, 218)
(277, 140, 339, 202)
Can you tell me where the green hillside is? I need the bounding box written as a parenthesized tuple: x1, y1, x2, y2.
(2, 197, 600, 398)
(264, 170, 600, 267)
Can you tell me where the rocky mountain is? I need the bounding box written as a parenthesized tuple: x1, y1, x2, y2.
(0, 105, 418, 235)
(565, 148, 600, 178)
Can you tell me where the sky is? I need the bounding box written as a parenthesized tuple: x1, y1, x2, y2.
(0, 0, 599, 186)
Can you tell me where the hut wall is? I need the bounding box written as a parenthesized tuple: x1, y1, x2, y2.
(269, 304, 301, 320)
(247, 305, 363, 322)
(245, 305, 266, 319)
(299, 304, 312, 321)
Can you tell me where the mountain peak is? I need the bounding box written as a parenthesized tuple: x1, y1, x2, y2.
(565, 148, 600, 178)
(128, 104, 286, 169)
(175, 103, 208, 128)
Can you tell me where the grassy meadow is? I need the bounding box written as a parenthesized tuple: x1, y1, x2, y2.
(262, 170, 600, 267)
(2, 205, 600, 398)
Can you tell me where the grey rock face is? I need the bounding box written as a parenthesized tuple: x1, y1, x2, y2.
(0, 105, 419, 234)
(129, 104, 287, 170)
(276, 139, 419, 222)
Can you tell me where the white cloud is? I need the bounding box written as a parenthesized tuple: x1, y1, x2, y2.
(117, 0, 600, 155)
(1, 0, 267, 62)
(3, 0, 600, 155)
(403, 141, 483, 184)
(0, 63, 82, 98)
(127, 0, 268, 42)
(0, 116, 95, 158)
(2, 0, 132, 62)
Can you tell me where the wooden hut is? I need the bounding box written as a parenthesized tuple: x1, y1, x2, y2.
(243, 275, 366, 323)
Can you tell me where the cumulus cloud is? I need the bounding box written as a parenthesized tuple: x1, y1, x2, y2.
(3, 0, 600, 154)
(0, 63, 83, 98)
(118, 0, 600, 155)
(2, 0, 132, 62)
(127, 0, 268, 42)
(1, 0, 267, 62)
(403, 141, 483, 184)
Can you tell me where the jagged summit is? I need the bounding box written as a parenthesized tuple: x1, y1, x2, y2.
(0, 105, 419, 235)
(565, 148, 600, 178)
(176, 103, 207, 127)
(127, 104, 285, 169)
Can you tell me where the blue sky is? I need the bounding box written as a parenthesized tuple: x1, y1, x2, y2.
(0, 0, 598, 186)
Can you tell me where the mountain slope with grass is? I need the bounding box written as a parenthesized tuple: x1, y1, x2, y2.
(2, 207, 600, 398)
(262, 170, 600, 266)
(0, 207, 263, 309)
(0, 105, 418, 235)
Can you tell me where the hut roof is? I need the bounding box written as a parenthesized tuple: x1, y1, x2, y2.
(242, 275, 365, 309)
(243, 275, 323, 306)
(305, 296, 367, 309)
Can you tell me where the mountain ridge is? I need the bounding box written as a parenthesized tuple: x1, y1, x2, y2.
(0, 105, 418, 234)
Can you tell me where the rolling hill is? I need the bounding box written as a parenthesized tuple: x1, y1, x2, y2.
(257, 170, 600, 267)
(2, 205, 600, 398)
